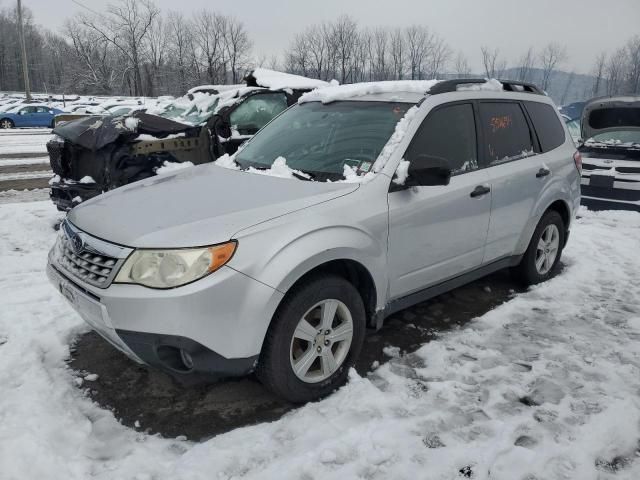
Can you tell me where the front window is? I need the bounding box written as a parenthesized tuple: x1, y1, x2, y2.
(235, 101, 411, 181)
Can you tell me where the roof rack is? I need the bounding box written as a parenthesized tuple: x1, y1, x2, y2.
(427, 78, 545, 96)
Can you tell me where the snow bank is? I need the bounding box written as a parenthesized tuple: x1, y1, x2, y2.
(2, 203, 640, 479)
(299, 80, 440, 104)
(249, 68, 330, 91)
(457, 78, 504, 92)
(155, 161, 194, 175)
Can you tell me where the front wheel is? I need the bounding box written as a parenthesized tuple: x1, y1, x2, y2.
(257, 274, 366, 403)
(512, 210, 565, 285)
(0, 119, 14, 129)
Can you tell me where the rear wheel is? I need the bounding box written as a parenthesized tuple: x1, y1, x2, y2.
(512, 210, 565, 285)
(0, 119, 14, 129)
(257, 274, 365, 403)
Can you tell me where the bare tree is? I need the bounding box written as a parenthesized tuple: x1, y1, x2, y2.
(225, 17, 252, 83)
(390, 27, 405, 80)
(453, 51, 471, 77)
(517, 47, 536, 82)
(539, 42, 567, 91)
(591, 52, 606, 97)
(480, 46, 506, 78)
(78, 0, 160, 95)
(166, 13, 194, 93)
(560, 71, 575, 105)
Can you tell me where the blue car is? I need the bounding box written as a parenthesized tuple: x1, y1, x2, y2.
(0, 104, 63, 129)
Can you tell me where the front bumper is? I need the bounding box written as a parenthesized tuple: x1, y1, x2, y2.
(47, 251, 283, 379)
(580, 176, 640, 212)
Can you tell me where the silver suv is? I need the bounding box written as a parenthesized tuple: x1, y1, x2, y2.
(47, 78, 581, 403)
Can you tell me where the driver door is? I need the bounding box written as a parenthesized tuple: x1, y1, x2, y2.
(387, 102, 491, 299)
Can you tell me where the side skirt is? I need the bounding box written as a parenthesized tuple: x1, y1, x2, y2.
(373, 255, 523, 329)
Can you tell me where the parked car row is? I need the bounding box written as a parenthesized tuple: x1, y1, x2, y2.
(47, 76, 582, 402)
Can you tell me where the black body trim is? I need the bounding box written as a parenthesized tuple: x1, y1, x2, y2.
(428, 79, 544, 95)
(115, 329, 258, 382)
(373, 255, 523, 328)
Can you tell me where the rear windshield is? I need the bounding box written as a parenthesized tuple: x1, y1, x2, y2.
(234, 101, 411, 181)
(524, 101, 565, 152)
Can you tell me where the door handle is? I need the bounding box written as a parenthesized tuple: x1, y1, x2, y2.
(470, 185, 491, 198)
(536, 167, 551, 178)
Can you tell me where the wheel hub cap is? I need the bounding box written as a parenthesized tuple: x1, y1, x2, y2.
(290, 299, 353, 384)
(535, 224, 560, 275)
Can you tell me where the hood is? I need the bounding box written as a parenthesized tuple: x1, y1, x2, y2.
(68, 163, 358, 248)
(581, 96, 640, 140)
(53, 111, 195, 151)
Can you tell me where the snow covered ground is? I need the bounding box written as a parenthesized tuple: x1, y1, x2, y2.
(0, 129, 52, 156)
(1, 201, 640, 480)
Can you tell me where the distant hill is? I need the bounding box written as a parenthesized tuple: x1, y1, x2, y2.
(500, 67, 597, 106)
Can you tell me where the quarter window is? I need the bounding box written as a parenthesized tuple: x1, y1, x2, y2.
(479, 102, 534, 165)
(403, 103, 478, 175)
(229, 93, 288, 135)
(524, 101, 565, 152)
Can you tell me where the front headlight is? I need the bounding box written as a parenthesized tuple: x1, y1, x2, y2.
(114, 241, 237, 289)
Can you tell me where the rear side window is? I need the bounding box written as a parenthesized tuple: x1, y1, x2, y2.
(525, 101, 565, 152)
(404, 103, 478, 175)
(479, 102, 534, 166)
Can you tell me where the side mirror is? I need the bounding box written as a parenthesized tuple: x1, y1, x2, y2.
(404, 154, 452, 187)
(18, 110, 26, 115)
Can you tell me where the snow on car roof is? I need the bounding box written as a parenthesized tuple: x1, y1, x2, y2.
(187, 84, 245, 95)
(299, 80, 441, 104)
(246, 68, 330, 91)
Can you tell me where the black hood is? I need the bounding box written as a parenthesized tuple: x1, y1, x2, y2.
(53, 111, 195, 151)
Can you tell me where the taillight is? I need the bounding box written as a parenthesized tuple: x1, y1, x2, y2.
(573, 151, 582, 173)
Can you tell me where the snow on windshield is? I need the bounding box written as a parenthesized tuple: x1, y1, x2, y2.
(299, 80, 440, 104)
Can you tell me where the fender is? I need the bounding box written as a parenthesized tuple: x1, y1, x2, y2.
(230, 224, 388, 312)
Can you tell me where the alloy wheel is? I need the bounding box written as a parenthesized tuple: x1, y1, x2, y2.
(289, 299, 353, 383)
(535, 224, 560, 275)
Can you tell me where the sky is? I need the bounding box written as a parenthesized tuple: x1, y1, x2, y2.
(10, 0, 640, 75)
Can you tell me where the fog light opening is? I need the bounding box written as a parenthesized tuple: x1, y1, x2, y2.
(156, 345, 194, 373)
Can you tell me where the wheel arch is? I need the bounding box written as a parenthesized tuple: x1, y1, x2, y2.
(275, 258, 378, 329)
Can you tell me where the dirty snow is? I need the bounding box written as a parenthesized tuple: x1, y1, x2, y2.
(457, 78, 504, 92)
(299, 80, 440, 104)
(249, 68, 330, 91)
(2, 202, 640, 479)
(155, 161, 194, 175)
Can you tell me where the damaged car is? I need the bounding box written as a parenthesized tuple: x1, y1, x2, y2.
(578, 95, 640, 211)
(47, 69, 329, 211)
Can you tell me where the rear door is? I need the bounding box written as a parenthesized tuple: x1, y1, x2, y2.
(34, 106, 53, 127)
(480, 101, 547, 262)
(388, 102, 491, 299)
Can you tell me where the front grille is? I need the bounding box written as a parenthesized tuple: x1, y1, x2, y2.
(58, 235, 117, 286)
(53, 221, 131, 288)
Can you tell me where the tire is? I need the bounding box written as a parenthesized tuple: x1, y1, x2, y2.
(511, 210, 565, 286)
(257, 274, 366, 403)
(0, 119, 14, 129)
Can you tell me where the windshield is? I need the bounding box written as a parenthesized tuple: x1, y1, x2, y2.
(588, 130, 640, 146)
(155, 94, 219, 125)
(234, 101, 411, 181)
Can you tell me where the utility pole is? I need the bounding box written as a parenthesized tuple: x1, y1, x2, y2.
(17, 0, 32, 102)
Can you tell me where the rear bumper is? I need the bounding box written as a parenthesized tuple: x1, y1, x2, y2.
(50, 182, 102, 211)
